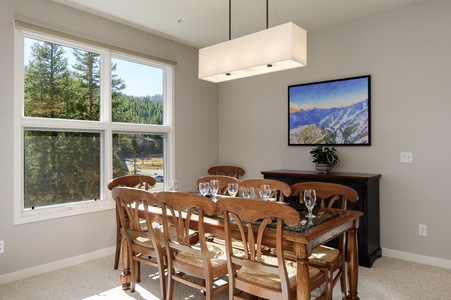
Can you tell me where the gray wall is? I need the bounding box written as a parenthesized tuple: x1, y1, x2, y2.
(218, 0, 451, 265)
(0, 0, 218, 279)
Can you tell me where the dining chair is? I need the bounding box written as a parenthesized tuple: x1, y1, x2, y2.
(207, 165, 245, 179)
(111, 186, 168, 299)
(238, 178, 291, 202)
(290, 182, 359, 300)
(215, 197, 326, 300)
(197, 175, 239, 196)
(155, 191, 229, 300)
(108, 175, 157, 270)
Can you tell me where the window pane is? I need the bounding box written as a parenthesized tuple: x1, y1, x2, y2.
(24, 37, 101, 121)
(113, 133, 164, 190)
(24, 130, 101, 209)
(111, 57, 164, 125)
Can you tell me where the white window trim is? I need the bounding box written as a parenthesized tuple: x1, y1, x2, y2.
(13, 23, 175, 225)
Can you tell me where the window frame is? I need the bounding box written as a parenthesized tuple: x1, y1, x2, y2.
(14, 23, 175, 225)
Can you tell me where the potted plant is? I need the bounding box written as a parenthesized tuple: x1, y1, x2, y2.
(310, 146, 339, 173)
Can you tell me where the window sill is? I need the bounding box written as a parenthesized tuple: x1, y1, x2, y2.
(14, 200, 115, 225)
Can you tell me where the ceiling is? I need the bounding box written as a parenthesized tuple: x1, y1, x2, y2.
(53, 0, 429, 49)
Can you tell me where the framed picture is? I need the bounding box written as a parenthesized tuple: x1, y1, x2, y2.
(288, 75, 371, 146)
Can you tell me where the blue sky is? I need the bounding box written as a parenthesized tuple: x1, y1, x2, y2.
(24, 37, 163, 97)
(289, 77, 369, 110)
(112, 58, 163, 97)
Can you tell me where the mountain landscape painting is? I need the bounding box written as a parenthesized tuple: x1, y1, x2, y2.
(289, 75, 371, 145)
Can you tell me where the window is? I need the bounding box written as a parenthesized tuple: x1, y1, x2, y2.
(14, 22, 175, 224)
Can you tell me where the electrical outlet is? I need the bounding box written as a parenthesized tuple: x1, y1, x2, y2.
(419, 224, 427, 236)
(0, 240, 4, 253)
(401, 152, 413, 163)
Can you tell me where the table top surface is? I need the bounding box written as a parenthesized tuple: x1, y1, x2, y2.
(147, 202, 363, 247)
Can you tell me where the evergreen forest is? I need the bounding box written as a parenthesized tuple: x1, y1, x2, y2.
(23, 39, 163, 209)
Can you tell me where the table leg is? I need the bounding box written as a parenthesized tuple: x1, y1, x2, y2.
(347, 226, 359, 300)
(293, 244, 311, 300)
(120, 231, 131, 290)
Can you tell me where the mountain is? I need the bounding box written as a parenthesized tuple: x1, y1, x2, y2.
(289, 99, 369, 144)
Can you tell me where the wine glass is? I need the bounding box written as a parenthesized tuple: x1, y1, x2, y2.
(270, 188, 277, 201)
(304, 189, 317, 218)
(199, 182, 210, 197)
(248, 187, 256, 199)
(227, 183, 238, 197)
(169, 180, 178, 191)
(210, 180, 219, 202)
(241, 187, 250, 198)
(259, 184, 271, 201)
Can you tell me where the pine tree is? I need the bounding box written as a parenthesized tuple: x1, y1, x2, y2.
(72, 49, 101, 120)
(24, 41, 72, 118)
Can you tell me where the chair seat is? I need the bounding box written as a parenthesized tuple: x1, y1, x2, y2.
(209, 236, 271, 255)
(175, 241, 227, 268)
(309, 245, 340, 265)
(270, 245, 340, 265)
(238, 255, 322, 291)
(134, 223, 192, 249)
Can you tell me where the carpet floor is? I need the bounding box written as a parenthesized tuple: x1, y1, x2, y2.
(1, 255, 451, 299)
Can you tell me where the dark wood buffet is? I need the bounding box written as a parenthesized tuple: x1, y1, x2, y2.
(261, 169, 382, 268)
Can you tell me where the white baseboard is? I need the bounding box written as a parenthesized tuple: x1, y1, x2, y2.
(0, 247, 115, 285)
(382, 248, 451, 269)
(2, 247, 450, 286)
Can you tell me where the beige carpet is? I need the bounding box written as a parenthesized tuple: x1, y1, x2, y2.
(1, 255, 451, 299)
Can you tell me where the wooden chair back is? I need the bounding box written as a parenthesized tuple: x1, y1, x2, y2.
(108, 175, 156, 191)
(111, 187, 167, 298)
(107, 175, 157, 270)
(208, 165, 245, 179)
(197, 175, 239, 195)
(290, 182, 358, 209)
(155, 191, 228, 299)
(239, 178, 291, 201)
(215, 197, 303, 299)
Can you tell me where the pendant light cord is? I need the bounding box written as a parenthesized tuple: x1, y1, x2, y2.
(229, 0, 269, 38)
(266, 0, 269, 29)
(229, 0, 231, 40)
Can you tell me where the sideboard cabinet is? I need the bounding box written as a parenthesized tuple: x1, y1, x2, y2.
(261, 169, 381, 268)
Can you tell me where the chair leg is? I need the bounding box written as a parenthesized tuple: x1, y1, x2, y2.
(157, 256, 166, 300)
(114, 212, 121, 270)
(114, 241, 120, 270)
(339, 265, 347, 300)
(166, 268, 175, 300)
(325, 270, 333, 300)
(130, 258, 136, 293)
(135, 260, 141, 283)
(205, 278, 213, 300)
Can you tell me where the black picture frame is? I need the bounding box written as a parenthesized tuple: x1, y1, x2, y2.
(288, 75, 371, 146)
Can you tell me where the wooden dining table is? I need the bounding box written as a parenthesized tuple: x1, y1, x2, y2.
(118, 202, 363, 300)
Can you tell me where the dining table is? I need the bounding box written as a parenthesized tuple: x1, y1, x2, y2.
(118, 198, 363, 300)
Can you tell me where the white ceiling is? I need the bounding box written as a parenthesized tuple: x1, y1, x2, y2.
(53, 0, 430, 49)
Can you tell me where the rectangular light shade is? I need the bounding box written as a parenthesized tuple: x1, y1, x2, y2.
(198, 22, 306, 83)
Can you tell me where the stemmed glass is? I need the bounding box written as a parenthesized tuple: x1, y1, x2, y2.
(304, 189, 317, 218)
(227, 183, 238, 197)
(241, 187, 256, 198)
(199, 182, 210, 197)
(241, 187, 251, 198)
(210, 180, 219, 202)
(169, 180, 178, 191)
(259, 184, 271, 201)
(270, 188, 277, 201)
(248, 187, 256, 199)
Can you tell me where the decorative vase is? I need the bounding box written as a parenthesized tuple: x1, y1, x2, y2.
(315, 163, 332, 173)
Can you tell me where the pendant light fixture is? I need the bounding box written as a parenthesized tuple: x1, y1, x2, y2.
(198, 0, 307, 83)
